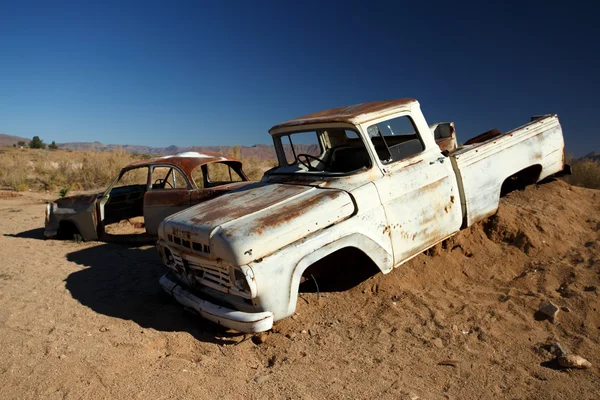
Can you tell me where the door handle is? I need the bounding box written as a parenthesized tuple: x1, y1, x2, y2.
(430, 157, 445, 165)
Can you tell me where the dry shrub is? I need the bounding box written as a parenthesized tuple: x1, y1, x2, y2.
(0, 147, 139, 192)
(564, 158, 600, 189)
(242, 157, 277, 181)
(0, 145, 278, 194)
(0, 150, 30, 191)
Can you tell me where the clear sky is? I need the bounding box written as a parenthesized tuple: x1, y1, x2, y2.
(1, 1, 598, 155)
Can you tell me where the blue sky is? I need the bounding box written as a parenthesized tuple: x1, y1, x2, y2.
(0, 1, 597, 155)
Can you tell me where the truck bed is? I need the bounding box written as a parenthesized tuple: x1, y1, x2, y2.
(450, 115, 565, 227)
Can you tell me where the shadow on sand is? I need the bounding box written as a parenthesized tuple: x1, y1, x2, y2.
(64, 243, 241, 344)
(4, 227, 46, 240)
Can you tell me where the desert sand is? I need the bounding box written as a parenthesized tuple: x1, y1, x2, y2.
(0, 179, 598, 399)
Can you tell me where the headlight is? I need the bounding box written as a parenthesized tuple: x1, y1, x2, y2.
(157, 245, 175, 266)
(229, 265, 257, 297)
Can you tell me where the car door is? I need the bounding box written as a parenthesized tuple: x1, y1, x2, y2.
(368, 113, 462, 266)
(143, 165, 192, 235)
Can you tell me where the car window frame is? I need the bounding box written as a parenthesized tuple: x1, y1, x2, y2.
(149, 164, 192, 190)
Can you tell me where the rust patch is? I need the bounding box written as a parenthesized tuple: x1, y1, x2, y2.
(436, 137, 456, 153)
(270, 99, 417, 131)
(253, 190, 341, 235)
(144, 190, 191, 207)
(123, 154, 246, 183)
(450, 195, 455, 204)
(383, 225, 391, 236)
(418, 176, 447, 196)
(189, 184, 310, 225)
(464, 129, 503, 146)
(404, 159, 424, 169)
(55, 193, 99, 207)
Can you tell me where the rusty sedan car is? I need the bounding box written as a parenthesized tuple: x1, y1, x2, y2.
(44, 152, 251, 242)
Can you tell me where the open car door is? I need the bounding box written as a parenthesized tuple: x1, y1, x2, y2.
(143, 166, 192, 236)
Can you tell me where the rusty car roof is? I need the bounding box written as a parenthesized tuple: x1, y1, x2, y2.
(122, 151, 242, 177)
(269, 99, 418, 133)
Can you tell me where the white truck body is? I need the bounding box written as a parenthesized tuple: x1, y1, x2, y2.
(155, 99, 567, 332)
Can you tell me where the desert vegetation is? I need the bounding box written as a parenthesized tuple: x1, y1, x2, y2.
(564, 156, 600, 189)
(1, 145, 598, 193)
(0, 146, 275, 193)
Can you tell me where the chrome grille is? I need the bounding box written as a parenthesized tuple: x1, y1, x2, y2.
(171, 252, 231, 292)
(167, 233, 210, 255)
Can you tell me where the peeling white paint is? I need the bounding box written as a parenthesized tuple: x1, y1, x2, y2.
(156, 100, 567, 332)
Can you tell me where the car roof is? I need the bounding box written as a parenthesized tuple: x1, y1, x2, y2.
(122, 151, 242, 177)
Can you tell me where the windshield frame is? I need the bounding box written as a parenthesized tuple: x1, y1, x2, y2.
(268, 125, 374, 177)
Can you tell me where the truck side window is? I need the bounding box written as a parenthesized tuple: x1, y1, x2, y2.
(367, 116, 425, 164)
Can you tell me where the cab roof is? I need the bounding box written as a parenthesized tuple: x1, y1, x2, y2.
(269, 99, 418, 133)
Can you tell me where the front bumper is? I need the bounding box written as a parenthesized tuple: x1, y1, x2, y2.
(159, 274, 273, 333)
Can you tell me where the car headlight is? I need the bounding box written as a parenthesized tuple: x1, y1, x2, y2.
(229, 265, 257, 297)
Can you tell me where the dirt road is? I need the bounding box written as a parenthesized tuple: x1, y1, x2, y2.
(0, 180, 599, 399)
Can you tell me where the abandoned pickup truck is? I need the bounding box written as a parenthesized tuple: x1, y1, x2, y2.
(44, 152, 251, 242)
(156, 99, 568, 332)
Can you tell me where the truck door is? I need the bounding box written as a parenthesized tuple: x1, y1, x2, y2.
(143, 166, 192, 236)
(368, 114, 462, 266)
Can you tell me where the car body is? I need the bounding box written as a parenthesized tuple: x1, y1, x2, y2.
(155, 99, 570, 332)
(44, 151, 251, 242)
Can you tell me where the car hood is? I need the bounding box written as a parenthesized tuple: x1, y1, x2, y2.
(54, 193, 101, 212)
(160, 182, 356, 266)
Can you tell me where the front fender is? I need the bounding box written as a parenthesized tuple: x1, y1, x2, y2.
(286, 233, 393, 315)
(50, 203, 99, 241)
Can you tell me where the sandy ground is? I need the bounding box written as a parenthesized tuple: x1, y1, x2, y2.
(0, 180, 599, 399)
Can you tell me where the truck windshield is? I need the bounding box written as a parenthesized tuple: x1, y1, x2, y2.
(271, 128, 371, 175)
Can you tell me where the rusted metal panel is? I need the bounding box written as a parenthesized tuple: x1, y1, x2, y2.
(44, 152, 252, 242)
(160, 183, 356, 267)
(123, 152, 244, 180)
(269, 99, 417, 132)
(431, 122, 458, 153)
(188, 183, 313, 227)
(463, 128, 502, 146)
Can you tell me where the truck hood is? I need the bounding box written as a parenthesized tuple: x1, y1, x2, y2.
(161, 183, 356, 266)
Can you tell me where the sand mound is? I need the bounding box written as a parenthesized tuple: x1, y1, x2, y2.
(0, 179, 598, 399)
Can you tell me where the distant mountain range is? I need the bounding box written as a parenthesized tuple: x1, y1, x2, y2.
(0, 133, 279, 160)
(0, 133, 30, 147)
(56, 141, 281, 160)
(1, 133, 598, 162)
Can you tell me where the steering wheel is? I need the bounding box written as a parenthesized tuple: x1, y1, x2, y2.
(154, 178, 173, 188)
(296, 153, 324, 171)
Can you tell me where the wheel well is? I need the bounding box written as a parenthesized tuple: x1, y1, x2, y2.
(500, 164, 542, 196)
(57, 220, 81, 240)
(299, 247, 380, 293)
